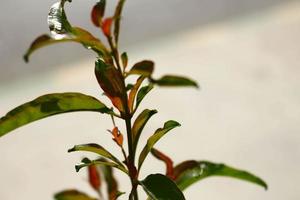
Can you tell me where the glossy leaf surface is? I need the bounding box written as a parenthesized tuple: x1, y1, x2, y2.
(132, 109, 157, 154)
(24, 28, 109, 62)
(140, 174, 185, 200)
(175, 160, 268, 191)
(138, 120, 181, 169)
(54, 190, 96, 200)
(152, 75, 198, 88)
(68, 143, 125, 170)
(76, 158, 128, 174)
(24, 0, 110, 62)
(0, 93, 110, 137)
(95, 59, 126, 113)
(129, 60, 154, 77)
(48, 0, 72, 35)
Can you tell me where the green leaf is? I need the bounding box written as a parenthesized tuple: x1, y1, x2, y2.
(140, 174, 185, 200)
(121, 52, 128, 69)
(132, 109, 158, 155)
(138, 120, 181, 170)
(24, 28, 110, 62)
(54, 190, 97, 200)
(0, 93, 110, 137)
(129, 60, 154, 77)
(136, 84, 154, 108)
(91, 0, 106, 27)
(152, 75, 198, 88)
(68, 143, 125, 170)
(114, 0, 126, 44)
(24, 0, 110, 62)
(174, 160, 268, 191)
(75, 158, 128, 174)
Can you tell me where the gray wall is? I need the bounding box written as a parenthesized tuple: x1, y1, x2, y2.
(0, 0, 292, 83)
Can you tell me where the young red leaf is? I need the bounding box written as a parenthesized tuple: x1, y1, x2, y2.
(88, 164, 102, 191)
(102, 17, 114, 37)
(111, 127, 124, 147)
(91, 0, 106, 27)
(95, 59, 126, 114)
(151, 148, 175, 180)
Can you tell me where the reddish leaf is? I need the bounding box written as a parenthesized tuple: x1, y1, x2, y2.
(95, 59, 126, 114)
(173, 160, 198, 180)
(111, 127, 124, 147)
(91, 0, 106, 27)
(128, 76, 146, 113)
(102, 17, 114, 37)
(151, 148, 175, 180)
(88, 164, 101, 191)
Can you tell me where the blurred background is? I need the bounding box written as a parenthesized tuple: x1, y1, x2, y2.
(0, 0, 299, 199)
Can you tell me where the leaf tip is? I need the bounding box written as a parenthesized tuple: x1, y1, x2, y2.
(75, 165, 81, 172)
(67, 146, 75, 153)
(23, 54, 29, 63)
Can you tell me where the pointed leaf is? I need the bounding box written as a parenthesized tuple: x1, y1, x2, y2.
(24, 27, 110, 62)
(114, 0, 126, 44)
(132, 109, 157, 155)
(48, 0, 73, 35)
(121, 52, 128, 69)
(174, 160, 268, 191)
(151, 148, 174, 179)
(95, 59, 126, 113)
(91, 0, 106, 27)
(54, 190, 97, 200)
(136, 84, 154, 108)
(102, 17, 114, 37)
(68, 143, 125, 170)
(0, 93, 111, 137)
(140, 174, 185, 200)
(87, 164, 102, 191)
(76, 158, 128, 174)
(138, 120, 180, 170)
(128, 76, 146, 112)
(24, 0, 110, 62)
(129, 60, 154, 77)
(152, 75, 198, 88)
(110, 127, 124, 147)
(100, 162, 121, 200)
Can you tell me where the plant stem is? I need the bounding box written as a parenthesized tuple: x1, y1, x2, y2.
(125, 115, 139, 200)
